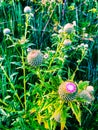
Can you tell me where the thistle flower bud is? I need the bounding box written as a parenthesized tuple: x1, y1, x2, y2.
(78, 90, 94, 104)
(3, 28, 10, 35)
(58, 81, 78, 101)
(63, 39, 72, 46)
(27, 50, 43, 66)
(64, 21, 76, 34)
(24, 6, 31, 13)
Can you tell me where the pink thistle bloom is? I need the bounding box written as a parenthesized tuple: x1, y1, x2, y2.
(66, 82, 77, 93)
(58, 81, 78, 101)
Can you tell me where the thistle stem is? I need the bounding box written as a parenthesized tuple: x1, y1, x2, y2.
(71, 49, 86, 80)
(48, 42, 63, 70)
(21, 49, 26, 112)
(22, 14, 29, 112)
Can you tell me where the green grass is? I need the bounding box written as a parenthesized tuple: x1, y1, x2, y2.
(0, 0, 98, 129)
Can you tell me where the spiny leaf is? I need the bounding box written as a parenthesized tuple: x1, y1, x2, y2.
(68, 102, 81, 125)
(60, 109, 69, 130)
(78, 80, 89, 91)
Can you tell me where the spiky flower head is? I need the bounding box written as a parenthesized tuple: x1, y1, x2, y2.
(3, 28, 10, 35)
(58, 81, 78, 101)
(78, 90, 94, 104)
(63, 39, 72, 46)
(27, 50, 43, 66)
(24, 6, 31, 13)
(64, 21, 76, 34)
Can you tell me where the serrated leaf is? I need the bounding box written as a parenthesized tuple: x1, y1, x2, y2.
(50, 103, 62, 120)
(78, 80, 89, 91)
(43, 120, 49, 129)
(30, 108, 36, 114)
(60, 109, 68, 130)
(4, 95, 11, 100)
(0, 108, 7, 116)
(10, 72, 19, 79)
(69, 102, 81, 125)
(18, 76, 26, 80)
(0, 99, 8, 106)
(68, 67, 71, 79)
(37, 113, 42, 124)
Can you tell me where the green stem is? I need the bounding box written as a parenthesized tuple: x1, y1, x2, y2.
(0, 64, 24, 108)
(25, 14, 29, 38)
(71, 49, 86, 80)
(22, 14, 29, 112)
(7, 36, 21, 56)
(48, 42, 63, 70)
(21, 49, 26, 112)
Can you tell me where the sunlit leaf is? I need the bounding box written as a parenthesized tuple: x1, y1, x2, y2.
(78, 81, 89, 91)
(69, 102, 81, 125)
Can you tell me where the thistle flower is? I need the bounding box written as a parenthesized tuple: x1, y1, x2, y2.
(27, 50, 43, 66)
(58, 81, 78, 101)
(24, 6, 31, 13)
(3, 28, 10, 35)
(78, 90, 94, 104)
(63, 39, 72, 46)
(64, 21, 76, 34)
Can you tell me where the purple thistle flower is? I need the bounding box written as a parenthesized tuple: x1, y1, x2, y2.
(58, 81, 78, 101)
(66, 82, 77, 93)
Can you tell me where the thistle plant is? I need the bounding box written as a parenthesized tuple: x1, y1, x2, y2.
(28, 25, 94, 129)
(0, 0, 97, 130)
(22, 6, 32, 112)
